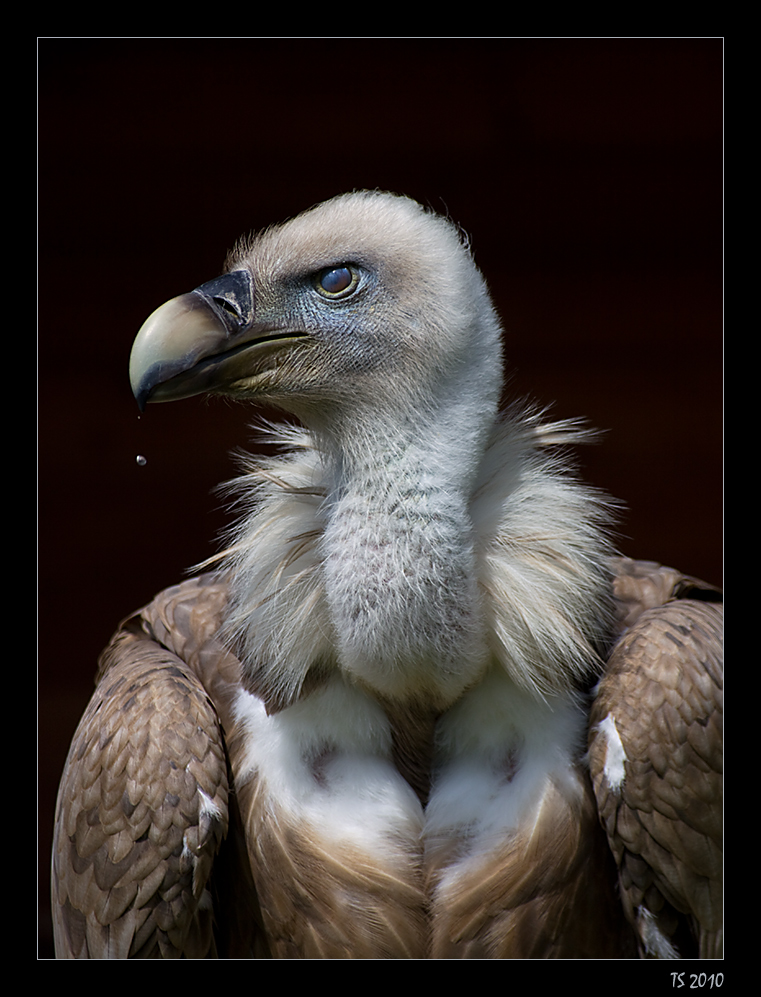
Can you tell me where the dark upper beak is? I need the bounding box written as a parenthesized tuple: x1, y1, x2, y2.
(129, 270, 257, 411)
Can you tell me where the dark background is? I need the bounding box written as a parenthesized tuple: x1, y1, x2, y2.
(38, 38, 722, 956)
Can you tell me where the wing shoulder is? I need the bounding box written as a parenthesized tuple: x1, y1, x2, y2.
(51, 573, 257, 958)
(589, 560, 723, 958)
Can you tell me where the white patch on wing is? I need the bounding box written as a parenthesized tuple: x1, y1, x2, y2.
(597, 714, 627, 791)
(181, 790, 223, 867)
(637, 906, 680, 959)
(198, 788, 223, 821)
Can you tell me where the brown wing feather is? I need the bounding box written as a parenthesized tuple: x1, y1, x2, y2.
(589, 561, 723, 959)
(608, 556, 722, 633)
(51, 573, 268, 958)
(52, 633, 228, 957)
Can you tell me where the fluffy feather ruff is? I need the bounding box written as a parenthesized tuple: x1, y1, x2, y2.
(202, 404, 617, 709)
(473, 405, 619, 700)
(201, 422, 333, 712)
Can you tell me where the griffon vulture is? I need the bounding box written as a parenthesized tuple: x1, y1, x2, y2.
(52, 191, 722, 959)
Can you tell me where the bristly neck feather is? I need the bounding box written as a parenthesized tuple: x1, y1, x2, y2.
(314, 388, 498, 710)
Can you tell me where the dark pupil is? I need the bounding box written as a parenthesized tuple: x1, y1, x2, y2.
(321, 267, 352, 294)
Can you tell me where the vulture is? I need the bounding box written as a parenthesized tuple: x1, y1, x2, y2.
(51, 191, 723, 959)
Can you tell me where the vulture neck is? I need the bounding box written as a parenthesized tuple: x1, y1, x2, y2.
(308, 383, 497, 712)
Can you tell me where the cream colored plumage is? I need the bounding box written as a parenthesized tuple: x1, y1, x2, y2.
(52, 192, 722, 958)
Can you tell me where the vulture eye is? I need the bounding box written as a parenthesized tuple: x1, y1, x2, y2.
(315, 265, 359, 299)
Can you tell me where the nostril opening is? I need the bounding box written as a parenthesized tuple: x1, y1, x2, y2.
(194, 270, 254, 330)
(215, 297, 240, 316)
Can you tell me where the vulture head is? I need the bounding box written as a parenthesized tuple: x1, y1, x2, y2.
(131, 191, 503, 458)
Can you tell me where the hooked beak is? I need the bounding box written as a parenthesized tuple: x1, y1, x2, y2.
(129, 270, 304, 410)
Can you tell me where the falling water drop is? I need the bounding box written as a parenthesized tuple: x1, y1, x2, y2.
(136, 454, 147, 466)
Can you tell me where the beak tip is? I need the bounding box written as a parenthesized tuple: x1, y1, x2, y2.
(129, 359, 150, 411)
